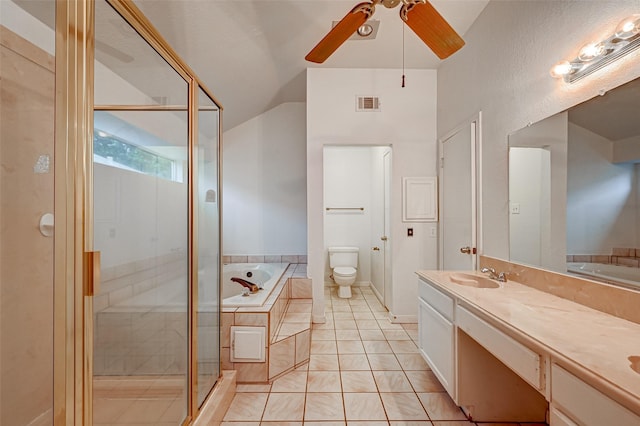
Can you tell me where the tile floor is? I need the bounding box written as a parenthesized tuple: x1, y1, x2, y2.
(222, 286, 548, 426)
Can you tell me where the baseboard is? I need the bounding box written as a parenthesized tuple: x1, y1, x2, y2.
(324, 281, 371, 287)
(370, 284, 384, 305)
(388, 313, 418, 323)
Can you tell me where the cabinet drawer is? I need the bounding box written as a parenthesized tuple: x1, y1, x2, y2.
(418, 278, 454, 321)
(552, 364, 640, 426)
(456, 306, 541, 389)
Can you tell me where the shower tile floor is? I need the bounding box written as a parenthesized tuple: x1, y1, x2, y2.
(222, 286, 548, 426)
(93, 375, 186, 425)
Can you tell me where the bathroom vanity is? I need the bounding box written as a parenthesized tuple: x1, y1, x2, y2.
(417, 269, 640, 425)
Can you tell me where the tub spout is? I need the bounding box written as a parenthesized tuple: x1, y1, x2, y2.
(231, 277, 260, 293)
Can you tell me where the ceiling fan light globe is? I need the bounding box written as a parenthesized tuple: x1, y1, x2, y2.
(357, 23, 374, 37)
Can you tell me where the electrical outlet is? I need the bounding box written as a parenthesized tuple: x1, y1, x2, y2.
(511, 203, 521, 214)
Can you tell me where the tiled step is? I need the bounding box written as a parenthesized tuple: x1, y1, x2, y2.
(269, 296, 312, 381)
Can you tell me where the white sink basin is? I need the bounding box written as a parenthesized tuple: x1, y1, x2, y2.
(450, 273, 500, 289)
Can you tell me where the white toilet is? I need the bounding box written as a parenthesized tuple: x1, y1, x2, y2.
(328, 246, 359, 298)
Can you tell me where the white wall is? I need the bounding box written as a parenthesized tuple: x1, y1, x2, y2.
(509, 147, 549, 267)
(308, 68, 438, 322)
(94, 164, 187, 269)
(438, 1, 640, 262)
(323, 146, 376, 285)
(567, 123, 639, 253)
(614, 136, 640, 163)
(223, 102, 307, 256)
(508, 112, 567, 272)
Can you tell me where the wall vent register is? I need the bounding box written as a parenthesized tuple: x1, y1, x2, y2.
(356, 96, 381, 111)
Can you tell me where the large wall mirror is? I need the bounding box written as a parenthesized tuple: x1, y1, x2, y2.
(508, 77, 640, 290)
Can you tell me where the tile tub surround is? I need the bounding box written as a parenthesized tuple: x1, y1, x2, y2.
(223, 254, 308, 264)
(418, 269, 640, 418)
(221, 287, 542, 425)
(568, 247, 640, 268)
(481, 256, 640, 325)
(222, 264, 312, 383)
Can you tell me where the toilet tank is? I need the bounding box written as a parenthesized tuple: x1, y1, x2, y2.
(328, 246, 359, 268)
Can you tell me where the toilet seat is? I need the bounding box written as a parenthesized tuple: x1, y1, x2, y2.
(333, 266, 356, 277)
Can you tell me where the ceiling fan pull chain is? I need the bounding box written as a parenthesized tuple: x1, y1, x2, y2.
(402, 22, 406, 87)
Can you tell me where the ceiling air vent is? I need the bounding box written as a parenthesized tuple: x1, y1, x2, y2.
(356, 96, 381, 112)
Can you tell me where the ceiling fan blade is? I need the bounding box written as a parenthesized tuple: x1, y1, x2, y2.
(305, 2, 374, 64)
(400, 0, 465, 59)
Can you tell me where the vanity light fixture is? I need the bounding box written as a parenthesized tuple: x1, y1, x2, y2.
(550, 14, 640, 83)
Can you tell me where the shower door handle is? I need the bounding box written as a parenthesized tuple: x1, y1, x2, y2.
(84, 251, 101, 296)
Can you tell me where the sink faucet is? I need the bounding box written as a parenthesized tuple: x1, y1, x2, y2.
(481, 267, 507, 282)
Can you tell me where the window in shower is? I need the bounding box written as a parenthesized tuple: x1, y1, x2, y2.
(93, 129, 179, 181)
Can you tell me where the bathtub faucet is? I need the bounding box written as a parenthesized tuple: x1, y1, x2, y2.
(231, 277, 261, 293)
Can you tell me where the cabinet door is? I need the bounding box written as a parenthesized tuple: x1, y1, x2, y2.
(419, 297, 455, 396)
(551, 364, 640, 426)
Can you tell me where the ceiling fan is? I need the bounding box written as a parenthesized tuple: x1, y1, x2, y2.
(305, 0, 465, 63)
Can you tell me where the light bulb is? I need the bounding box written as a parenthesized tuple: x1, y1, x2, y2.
(615, 14, 640, 39)
(357, 24, 373, 37)
(578, 42, 605, 61)
(550, 60, 572, 78)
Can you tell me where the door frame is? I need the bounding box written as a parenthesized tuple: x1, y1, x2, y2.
(54, 0, 223, 423)
(437, 112, 483, 270)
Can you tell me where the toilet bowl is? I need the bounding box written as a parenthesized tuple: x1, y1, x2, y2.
(328, 246, 359, 298)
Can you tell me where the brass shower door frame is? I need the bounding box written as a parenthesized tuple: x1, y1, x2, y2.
(54, 0, 223, 424)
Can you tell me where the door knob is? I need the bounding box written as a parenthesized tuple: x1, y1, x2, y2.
(459, 246, 476, 254)
(372, 247, 380, 251)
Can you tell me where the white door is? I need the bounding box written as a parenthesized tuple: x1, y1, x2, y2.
(382, 150, 392, 308)
(371, 148, 391, 309)
(440, 116, 480, 270)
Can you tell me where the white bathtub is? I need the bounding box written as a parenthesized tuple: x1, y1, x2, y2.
(222, 263, 289, 307)
(567, 262, 640, 290)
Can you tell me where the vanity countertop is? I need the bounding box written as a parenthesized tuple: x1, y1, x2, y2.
(417, 270, 640, 415)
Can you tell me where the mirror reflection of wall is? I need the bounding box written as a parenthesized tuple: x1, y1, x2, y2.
(508, 112, 567, 273)
(508, 78, 640, 288)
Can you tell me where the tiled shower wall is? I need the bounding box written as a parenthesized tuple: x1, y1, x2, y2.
(223, 255, 308, 264)
(567, 247, 640, 268)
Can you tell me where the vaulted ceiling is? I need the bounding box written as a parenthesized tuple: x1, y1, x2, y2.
(132, 0, 489, 129)
(12, 0, 489, 130)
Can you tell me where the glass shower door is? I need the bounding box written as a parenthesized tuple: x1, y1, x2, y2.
(196, 89, 221, 406)
(92, 1, 189, 424)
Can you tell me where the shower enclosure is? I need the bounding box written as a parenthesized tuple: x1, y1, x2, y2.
(1, 0, 222, 424)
